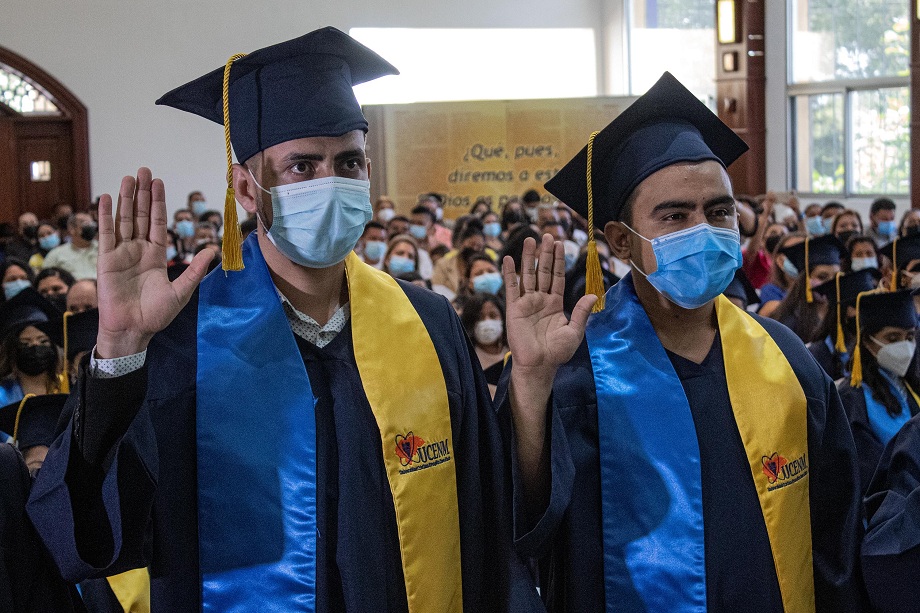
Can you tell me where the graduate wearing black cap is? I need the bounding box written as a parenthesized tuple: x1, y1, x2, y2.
(807, 268, 882, 380)
(861, 410, 920, 613)
(880, 232, 920, 291)
(0, 394, 86, 612)
(836, 289, 920, 494)
(0, 289, 66, 407)
(28, 27, 540, 613)
(498, 72, 864, 612)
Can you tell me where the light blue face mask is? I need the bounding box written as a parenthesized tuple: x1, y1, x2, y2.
(409, 224, 428, 241)
(805, 216, 826, 236)
(38, 234, 60, 251)
(166, 245, 179, 262)
(388, 255, 416, 276)
(250, 171, 372, 268)
(821, 217, 835, 233)
(472, 271, 503, 295)
(483, 222, 502, 238)
(781, 256, 799, 278)
(363, 240, 387, 261)
(850, 257, 878, 272)
(3, 279, 31, 301)
(192, 200, 208, 217)
(878, 220, 897, 237)
(626, 222, 743, 310)
(175, 219, 195, 239)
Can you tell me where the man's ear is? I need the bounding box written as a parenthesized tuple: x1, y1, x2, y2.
(366, 157, 372, 181)
(232, 163, 259, 215)
(604, 221, 632, 261)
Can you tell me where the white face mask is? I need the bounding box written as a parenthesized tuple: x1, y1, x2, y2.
(376, 208, 396, 223)
(250, 171, 372, 268)
(871, 337, 916, 378)
(474, 319, 503, 345)
(909, 274, 920, 290)
(850, 257, 877, 272)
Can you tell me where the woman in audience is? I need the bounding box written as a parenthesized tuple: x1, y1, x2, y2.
(899, 208, 920, 237)
(482, 211, 503, 253)
(34, 267, 75, 313)
(0, 294, 64, 406)
(373, 195, 396, 225)
(757, 232, 805, 317)
(469, 198, 492, 218)
(838, 289, 920, 494)
(830, 209, 863, 246)
(31, 221, 61, 270)
(462, 253, 503, 297)
(846, 236, 881, 273)
(383, 235, 420, 278)
(460, 292, 508, 397)
(0, 259, 35, 303)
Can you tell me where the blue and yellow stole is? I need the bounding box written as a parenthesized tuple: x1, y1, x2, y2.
(195, 235, 463, 612)
(585, 277, 814, 612)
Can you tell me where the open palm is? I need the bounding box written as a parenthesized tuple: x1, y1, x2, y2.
(95, 168, 213, 357)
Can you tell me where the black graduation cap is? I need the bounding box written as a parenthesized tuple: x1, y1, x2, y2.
(37, 308, 98, 361)
(544, 72, 748, 228)
(155, 26, 399, 165)
(813, 268, 882, 305)
(723, 268, 759, 308)
(880, 233, 920, 289)
(777, 234, 846, 303)
(0, 393, 68, 450)
(851, 289, 919, 387)
(0, 288, 61, 341)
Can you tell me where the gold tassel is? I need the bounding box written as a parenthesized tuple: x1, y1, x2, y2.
(833, 273, 847, 353)
(850, 291, 868, 387)
(12, 393, 35, 446)
(804, 237, 813, 303)
(221, 53, 246, 272)
(584, 130, 605, 313)
(890, 238, 898, 290)
(61, 311, 71, 393)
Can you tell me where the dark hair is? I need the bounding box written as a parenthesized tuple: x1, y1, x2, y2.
(769, 232, 807, 289)
(419, 192, 444, 206)
(459, 217, 485, 242)
(821, 201, 844, 214)
(769, 273, 826, 343)
(501, 207, 528, 231)
(852, 337, 920, 417)
(617, 189, 640, 225)
(429, 244, 450, 260)
(200, 210, 223, 227)
(410, 206, 436, 224)
(539, 220, 564, 231)
(363, 221, 386, 234)
(499, 225, 541, 274)
(459, 293, 506, 346)
(469, 198, 492, 216)
(35, 267, 76, 289)
(870, 198, 897, 215)
(239, 218, 258, 237)
(0, 258, 36, 290)
(831, 209, 864, 235)
(464, 253, 498, 282)
(522, 190, 541, 204)
(0, 325, 61, 384)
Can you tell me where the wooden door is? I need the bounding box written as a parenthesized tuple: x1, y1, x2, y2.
(12, 119, 74, 222)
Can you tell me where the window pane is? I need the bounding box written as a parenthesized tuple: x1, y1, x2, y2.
(850, 87, 909, 194)
(628, 0, 716, 103)
(791, 0, 909, 83)
(793, 93, 844, 193)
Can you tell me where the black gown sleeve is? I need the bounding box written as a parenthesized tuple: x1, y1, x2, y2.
(836, 381, 886, 494)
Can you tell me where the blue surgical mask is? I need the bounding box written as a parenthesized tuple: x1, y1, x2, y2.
(805, 216, 826, 236)
(626, 223, 742, 310)
(3, 279, 31, 301)
(250, 172, 372, 268)
(38, 234, 60, 251)
(822, 217, 834, 233)
(781, 257, 799, 278)
(483, 222, 501, 238)
(192, 200, 208, 217)
(388, 255, 416, 275)
(166, 246, 178, 262)
(409, 224, 428, 241)
(878, 220, 897, 237)
(850, 257, 878, 272)
(472, 272, 503, 295)
(363, 240, 387, 261)
(175, 219, 195, 239)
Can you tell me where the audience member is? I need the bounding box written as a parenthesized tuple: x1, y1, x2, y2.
(847, 236, 880, 273)
(831, 209, 863, 246)
(432, 218, 487, 296)
(482, 210, 503, 252)
(1, 259, 36, 303)
(463, 254, 503, 297)
(0, 290, 64, 405)
(187, 190, 208, 219)
(199, 210, 224, 236)
(34, 268, 75, 313)
(417, 192, 452, 247)
(373, 195, 396, 224)
(757, 232, 805, 317)
(898, 208, 920, 237)
(5, 212, 40, 263)
(357, 221, 387, 270)
(65, 279, 98, 314)
(868, 197, 898, 247)
(383, 234, 420, 278)
(386, 214, 410, 238)
(42, 213, 98, 280)
(173, 208, 196, 255)
(521, 189, 541, 222)
(459, 292, 507, 396)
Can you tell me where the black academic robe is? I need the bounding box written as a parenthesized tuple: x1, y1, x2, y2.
(837, 380, 920, 496)
(808, 336, 848, 382)
(497, 314, 866, 613)
(0, 444, 85, 612)
(861, 412, 920, 613)
(26, 282, 542, 612)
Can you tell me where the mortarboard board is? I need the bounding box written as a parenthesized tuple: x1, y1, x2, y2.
(723, 268, 759, 309)
(156, 26, 399, 272)
(0, 393, 68, 450)
(880, 234, 920, 289)
(0, 288, 62, 341)
(544, 72, 748, 312)
(851, 289, 919, 387)
(777, 234, 846, 303)
(813, 269, 882, 352)
(37, 308, 98, 361)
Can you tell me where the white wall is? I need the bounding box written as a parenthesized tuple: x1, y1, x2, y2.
(0, 0, 601, 217)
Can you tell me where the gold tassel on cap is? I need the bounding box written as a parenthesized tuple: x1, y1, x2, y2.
(60, 311, 71, 394)
(890, 237, 898, 290)
(584, 130, 605, 313)
(804, 237, 813, 303)
(849, 290, 873, 388)
(221, 53, 246, 272)
(834, 273, 847, 353)
(12, 393, 35, 446)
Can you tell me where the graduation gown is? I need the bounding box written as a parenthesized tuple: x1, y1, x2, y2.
(0, 443, 85, 612)
(808, 336, 848, 382)
(837, 380, 920, 495)
(498, 314, 865, 612)
(27, 282, 541, 612)
(861, 412, 920, 613)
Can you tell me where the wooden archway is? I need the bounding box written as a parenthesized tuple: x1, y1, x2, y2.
(0, 46, 90, 226)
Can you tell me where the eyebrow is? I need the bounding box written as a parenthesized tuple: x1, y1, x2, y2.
(279, 148, 366, 165)
(651, 195, 736, 213)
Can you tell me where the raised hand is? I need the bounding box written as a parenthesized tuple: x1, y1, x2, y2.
(95, 168, 214, 358)
(503, 234, 597, 373)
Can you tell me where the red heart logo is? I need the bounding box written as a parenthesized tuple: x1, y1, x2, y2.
(762, 453, 787, 484)
(395, 433, 425, 467)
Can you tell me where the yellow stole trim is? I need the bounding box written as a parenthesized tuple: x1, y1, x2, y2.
(346, 252, 463, 613)
(105, 568, 150, 613)
(716, 296, 815, 612)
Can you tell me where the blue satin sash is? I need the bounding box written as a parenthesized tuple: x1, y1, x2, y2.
(197, 235, 317, 612)
(863, 372, 912, 446)
(585, 275, 707, 613)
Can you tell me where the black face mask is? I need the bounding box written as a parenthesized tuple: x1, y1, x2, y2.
(80, 223, 98, 242)
(905, 225, 920, 237)
(44, 293, 67, 313)
(835, 230, 859, 245)
(784, 222, 799, 233)
(22, 225, 38, 240)
(765, 235, 782, 254)
(17, 344, 58, 376)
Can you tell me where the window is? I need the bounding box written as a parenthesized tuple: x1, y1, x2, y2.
(349, 28, 597, 105)
(789, 0, 909, 196)
(626, 0, 716, 103)
(0, 63, 60, 115)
